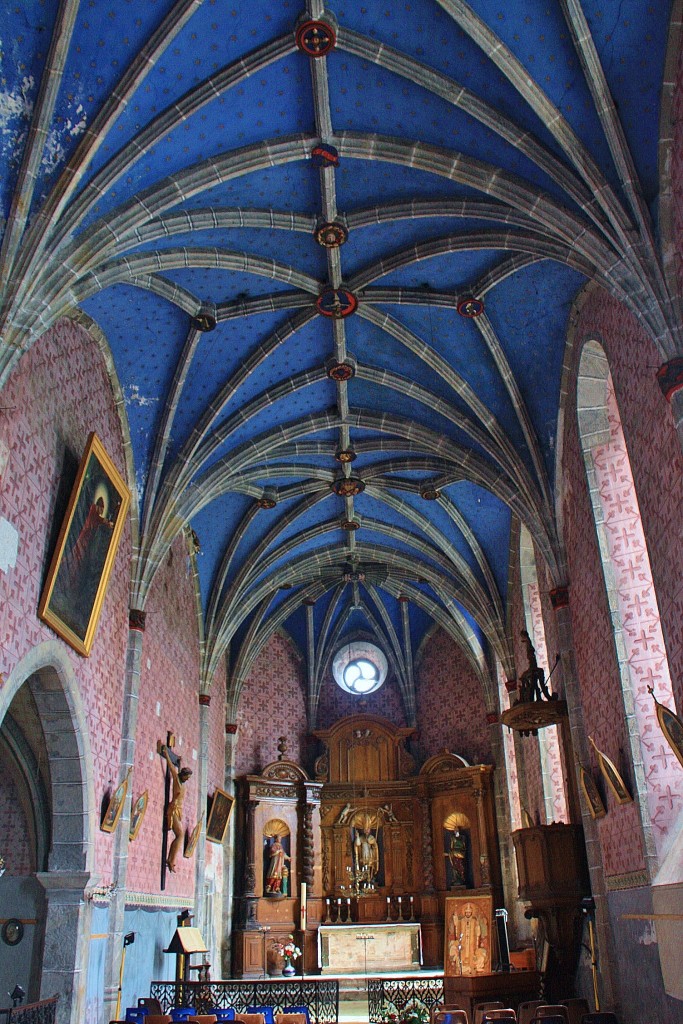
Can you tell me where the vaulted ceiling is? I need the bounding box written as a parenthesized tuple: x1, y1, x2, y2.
(0, 1, 678, 715)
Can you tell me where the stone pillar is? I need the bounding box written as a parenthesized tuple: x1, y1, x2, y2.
(102, 611, 145, 1024)
(656, 357, 683, 453)
(194, 692, 211, 937)
(551, 590, 617, 1008)
(36, 871, 91, 1024)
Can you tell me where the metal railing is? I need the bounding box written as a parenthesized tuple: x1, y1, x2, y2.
(0, 997, 58, 1024)
(368, 976, 445, 1024)
(150, 978, 339, 1022)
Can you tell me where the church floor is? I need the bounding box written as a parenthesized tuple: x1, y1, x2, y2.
(338, 997, 369, 1023)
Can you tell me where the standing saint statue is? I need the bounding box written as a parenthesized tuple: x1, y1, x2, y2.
(160, 744, 193, 873)
(354, 826, 379, 881)
(265, 836, 290, 895)
(445, 829, 468, 887)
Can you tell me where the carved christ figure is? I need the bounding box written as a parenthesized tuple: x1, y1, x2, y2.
(161, 744, 193, 872)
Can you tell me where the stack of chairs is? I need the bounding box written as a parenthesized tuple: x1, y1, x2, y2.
(474, 1003, 505, 1024)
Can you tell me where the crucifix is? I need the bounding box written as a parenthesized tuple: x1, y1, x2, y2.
(158, 732, 193, 890)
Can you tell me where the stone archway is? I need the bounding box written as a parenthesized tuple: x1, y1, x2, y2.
(2, 642, 95, 1024)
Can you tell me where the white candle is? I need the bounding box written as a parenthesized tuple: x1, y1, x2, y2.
(386, 896, 390, 904)
(300, 882, 307, 930)
(410, 896, 414, 904)
(346, 898, 351, 906)
(398, 896, 402, 904)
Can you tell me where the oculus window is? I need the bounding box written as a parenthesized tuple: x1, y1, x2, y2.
(332, 642, 388, 695)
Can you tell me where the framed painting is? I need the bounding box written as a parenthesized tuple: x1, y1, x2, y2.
(580, 765, 606, 820)
(38, 432, 130, 657)
(649, 687, 683, 772)
(184, 816, 204, 859)
(444, 893, 493, 977)
(101, 771, 130, 834)
(206, 788, 234, 844)
(590, 737, 632, 805)
(129, 790, 148, 841)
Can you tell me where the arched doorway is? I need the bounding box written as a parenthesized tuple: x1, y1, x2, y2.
(1, 642, 95, 1024)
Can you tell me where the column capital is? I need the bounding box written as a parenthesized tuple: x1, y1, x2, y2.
(549, 586, 570, 610)
(129, 608, 146, 631)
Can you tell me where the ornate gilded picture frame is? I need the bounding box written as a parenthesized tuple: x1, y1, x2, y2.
(590, 737, 632, 805)
(38, 432, 130, 656)
(184, 816, 204, 859)
(206, 788, 234, 844)
(649, 687, 683, 771)
(444, 893, 493, 977)
(580, 765, 606, 820)
(101, 771, 130, 834)
(129, 790, 148, 841)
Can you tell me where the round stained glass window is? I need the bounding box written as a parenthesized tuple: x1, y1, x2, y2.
(332, 642, 388, 695)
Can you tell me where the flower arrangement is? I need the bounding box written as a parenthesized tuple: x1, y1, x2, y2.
(384, 1006, 430, 1024)
(272, 935, 302, 966)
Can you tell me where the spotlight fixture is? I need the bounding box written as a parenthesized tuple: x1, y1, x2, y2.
(335, 447, 357, 463)
(420, 483, 441, 500)
(332, 476, 365, 497)
(341, 518, 360, 531)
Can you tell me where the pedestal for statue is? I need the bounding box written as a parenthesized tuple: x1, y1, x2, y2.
(318, 923, 421, 973)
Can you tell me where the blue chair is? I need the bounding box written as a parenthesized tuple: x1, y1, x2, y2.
(283, 1008, 311, 1024)
(247, 1007, 275, 1024)
(211, 1011, 236, 1023)
(170, 1011, 196, 1022)
(125, 1012, 148, 1023)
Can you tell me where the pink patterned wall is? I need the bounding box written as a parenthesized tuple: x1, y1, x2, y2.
(556, 293, 680, 877)
(126, 533, 202, 896)
(234, 632, 308, 776)
(415, 628, 492, 766)
(316, 665, 407, 732)
(0, 317, 131, 880)
(591, 377, 683, 849)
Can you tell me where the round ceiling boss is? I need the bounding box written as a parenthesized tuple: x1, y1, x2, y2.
(296, 20, 336, 57)
(316, 287, 357, 318)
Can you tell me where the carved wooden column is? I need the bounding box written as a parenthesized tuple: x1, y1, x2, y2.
(474, 784, 491, 886)
(421, 799, 435, 893)
(242, 796, 260, 929)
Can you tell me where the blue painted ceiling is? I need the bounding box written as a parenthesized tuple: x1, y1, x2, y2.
(0, 0, 675, 705)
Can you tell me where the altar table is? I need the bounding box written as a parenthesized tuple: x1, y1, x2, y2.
(318, 923, 422, 974)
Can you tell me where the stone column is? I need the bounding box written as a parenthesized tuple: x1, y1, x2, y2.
(194, 692, 212, 937)
(657, 358, 683, 453)
(36, 870, 91, 1024)
(550, 588, 617, 1008)
(101, 611, 145, 1024)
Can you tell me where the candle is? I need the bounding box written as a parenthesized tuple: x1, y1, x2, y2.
(386, 896, 390, 904)
(337, 898, 341, 906)
(397, 896, 402, 904)
(300, 882, 307, 931)
(410, 896, 414, 904)
(346, 898, 351, 906)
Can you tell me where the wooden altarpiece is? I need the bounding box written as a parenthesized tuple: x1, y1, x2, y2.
(314, 716, 503, 968)
(233, 758, 322, 977)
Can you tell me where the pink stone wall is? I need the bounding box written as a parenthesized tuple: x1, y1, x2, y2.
(556, 293, 683, 876)
(0, 317, 131, 881)
(126, 533, 202, 896)
(415, 628, 492, 766)
(235, 632, 308, 776)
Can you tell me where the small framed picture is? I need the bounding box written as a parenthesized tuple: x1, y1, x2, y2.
(590, 737, 632, 805)
(101, 771, 131, 834)
(184, 816, 204, 859)
(129, 790, 148, 841)
(580, 765, 606, 820)
(38, 432, 130, 657)
(206, 788, 234, 844)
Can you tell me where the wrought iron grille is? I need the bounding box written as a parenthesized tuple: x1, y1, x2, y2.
(0, 997, 59, 1024)
(367, 976, 444, 1024)
(150, 978, 339, 1022)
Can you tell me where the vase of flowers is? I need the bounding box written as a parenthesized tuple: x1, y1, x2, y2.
(273, 935, 302, 977)
(385, 1006, 429, 1024)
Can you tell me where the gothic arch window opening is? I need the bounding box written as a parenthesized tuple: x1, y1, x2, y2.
(577, 340, 681, 860)
(520, 527, 569, 824)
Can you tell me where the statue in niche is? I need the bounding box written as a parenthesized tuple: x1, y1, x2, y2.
(518, 630, 554, 702)
(444, 828, 471, 888)
(354, 826, 379, 879)
(264, 833, 290, 896)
